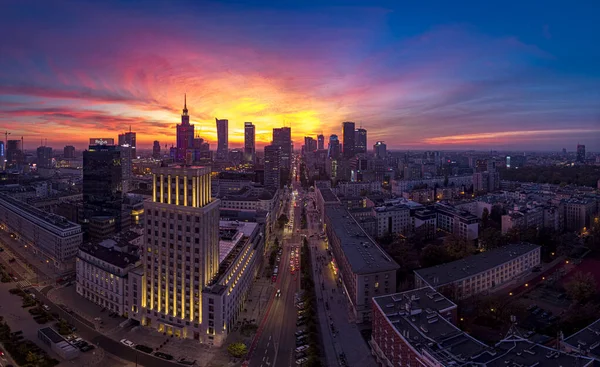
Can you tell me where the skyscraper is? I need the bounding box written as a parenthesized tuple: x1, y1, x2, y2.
(355, 128, 367, 154)
(342, 121, 356, 158)
(36, 146, 53, 168)
(0, 141, 4, 170)
(576, 144, 586, 163)
(328, 134, 341, 159)
(244, 122, 255, 163)
(6, 140, 23, 168)
(176, 95, 195, 162)
(216, 118, 229, 161)
(64, 145, 75, 158)
(118, 129, 137, 159)
(374, 141, 387, 159)
(304, 136, 317, 154)
(142, 166, 220, 338)
(264, 145, 282, 189)
(83, 142, 126, 238)
(317, 134, 325, 150)
(119, 143, 133, 193)
(153, 140, 161, 159)
(272, 127, 292, 169)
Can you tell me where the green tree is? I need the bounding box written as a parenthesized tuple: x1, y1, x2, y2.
(481, 207, 490, 228)
(26, 351, 41, 365)
(479, 227, 507, 250)
(277, 214, 289, 229)
(227, 342, 248, 358)
(565, 272, 597, 303)
(444, 234, 476, 260)
(420, 245, 453, 267)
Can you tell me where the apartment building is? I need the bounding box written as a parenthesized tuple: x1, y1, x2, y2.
(324, 205, 399, 322)
(0, 192, 82, 271)
(564, 198, 597, 232)
(315, 186, 341, 222)
(76, 241, 140, 316)
(414, 243, 540, 299)
(501, 206, 544, 234)
(371, 286, 594, 367)
(374, 204, 411, 237)
(391, 175, 473, 194)
(219, 187, 279, 212)
(435, 203, 480, 241)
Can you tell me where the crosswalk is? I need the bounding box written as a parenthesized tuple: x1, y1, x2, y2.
(16, 279, 32, 289)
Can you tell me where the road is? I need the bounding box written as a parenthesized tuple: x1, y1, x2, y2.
(248, 164, 304, 367)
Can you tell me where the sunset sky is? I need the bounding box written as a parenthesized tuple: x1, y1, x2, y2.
(0, 0, 599, 151)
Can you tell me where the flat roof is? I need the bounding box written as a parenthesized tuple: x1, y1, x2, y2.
(153, 165, 211, 176)
(39, 327, 65, 344)
(373, 288, 595, 367)
(564, 318, 600, 358)
(415, 243, 540, 287)
(79, 244, 139, 269)
(0, 193, 81, 232)
(318, 188, 339, 203)
(325, 206, 399, 274)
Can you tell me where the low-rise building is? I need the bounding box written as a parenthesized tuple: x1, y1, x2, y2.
(371, 287, 594, 367)
(414, 243, 540, 299)
(76, 241, 141, 316)
(563, 318, 600, 360)
(219, 187, 279, 213)
(324, 205, 399, 322)
(0, 192, 82, 271)
(501, 206, 544, 234)
(374, 204, 411, 237)
(38, 327, 80, 360)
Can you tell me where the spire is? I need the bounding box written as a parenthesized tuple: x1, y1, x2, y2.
(182, 93, 188, 116)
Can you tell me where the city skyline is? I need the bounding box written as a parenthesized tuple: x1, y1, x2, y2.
(0, 1, 599, 150)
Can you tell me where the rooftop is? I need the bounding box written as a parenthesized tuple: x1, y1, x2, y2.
(415, 243, 540, 287)
(436, 203, 479, 222)
(564, 318, 600, 358)
(153, 165, 211, 177)
(318, 188, 339, 203)
(0, 193, 81, 232)
(325, 206, 399, 274)
(374, 288, 595, 367)
(79, 243, 140, 269)
(39, 327, 66, 344)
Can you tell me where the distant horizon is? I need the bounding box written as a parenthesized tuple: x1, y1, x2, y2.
(1, 1, 599, 150)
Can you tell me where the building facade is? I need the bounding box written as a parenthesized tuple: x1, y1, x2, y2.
(216, 118, 229, 161)
(244, 122, 255, 163)
(264, 145, 282, 190)
(0, 193, 82, 270)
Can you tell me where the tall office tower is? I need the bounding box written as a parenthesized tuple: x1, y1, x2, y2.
(244, 122, 255, 163)
(6, 140, 23, 168)
(64, 145, 75, 158)
(142, 166, 220, 337)
(0, 141, 4, 170)
(272, 127, 292, 169)
(176, 95, 195, 162)
(215, 118, 229, 161)
(576, 144, 586, 163)
(119, 143, 133, 193)
(153, 140, 161, 159)
(264, 145, 282, 189)
(317, 134, 325, 150)
(328, 134, 341, 159)
(36, 146, 53, 168)
(342, 121, 356, 158)
(83, 142, 126, 239)
(118, 129, 137, 159)
(374, 141, 387, 159)
(304, 136, 317, 154)
(355, 128, 367, 154)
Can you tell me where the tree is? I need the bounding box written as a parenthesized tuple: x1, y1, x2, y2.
(557, 232, 579, 256)
(479, 227, 507, 250)
(565, 272, 597, 303)
(444, 234, 476, 260)
(26, 351, 41, 365)
(481, 208, 490, 228)
(277, 214, 289, 229)
(420, 245, 453, 267)
(227, 343, 248, 358)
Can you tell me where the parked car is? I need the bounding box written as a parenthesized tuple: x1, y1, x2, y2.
(295, 345, 309, 353)
(120, 339, 135, 348)
(296, 357, 308, 365)
(295, 330, 307, 337)
(42, 305, 50, 311)
(155, 352, 174, 360)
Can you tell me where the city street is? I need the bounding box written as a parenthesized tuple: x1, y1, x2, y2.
(248, 188, 302, 366)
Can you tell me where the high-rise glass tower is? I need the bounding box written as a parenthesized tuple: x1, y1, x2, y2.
(118, 129, 137, 159)
(264, 145, 282, 189)
(64, 145, 75, 158)
(244, 122, 255, 163)
(153, 140, 161, 159)
(576, 144, 586, 163)
(342, 121, 356, 158)
(355, 128, 367, 154)
(142, 166, 220, 338)
(36, 146, 53, 168)
(272, 127, 292, 169)
(317, 134, 325, 150)
(328, 134, 341, 159)
(374, 141, 387, 159)
(216, 118, 229, 161)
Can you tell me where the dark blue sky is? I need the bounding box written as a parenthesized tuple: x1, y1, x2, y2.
(0, 0, 598, 150)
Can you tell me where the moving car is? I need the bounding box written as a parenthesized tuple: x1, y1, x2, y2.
(276, 289, 281, 298)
